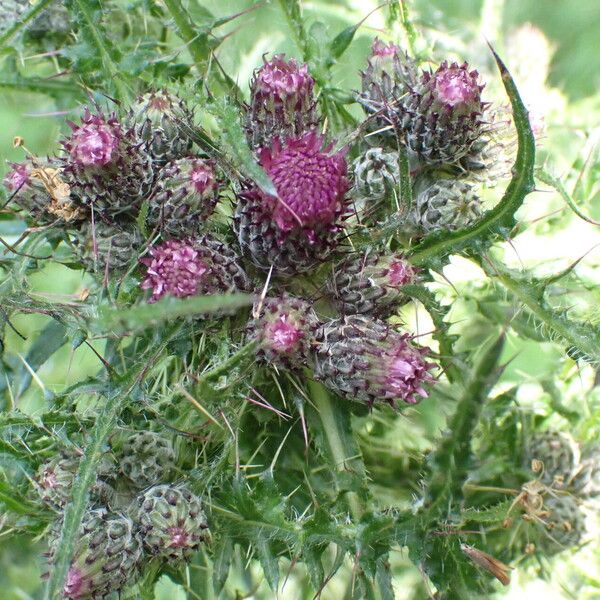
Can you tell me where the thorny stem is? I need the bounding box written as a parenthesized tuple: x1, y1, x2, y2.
(163, 0, 210, 72)
(71, 0, 130, 101)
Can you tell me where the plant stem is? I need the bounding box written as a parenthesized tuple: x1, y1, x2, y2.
(307, 381, 364, 521)
(71, 0, 129, 101)
(0, 0, 54, 49)
(163, 0, 210, 71)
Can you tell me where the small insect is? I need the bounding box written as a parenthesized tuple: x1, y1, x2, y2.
(460, 543, 513, 586)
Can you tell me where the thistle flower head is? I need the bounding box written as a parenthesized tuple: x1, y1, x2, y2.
(129, 89, 194, 164)
(359, 38, 417, 124)
(247, 55, 318, 148)
(314, 316, 436, 407)
(248, 295, 319, 366)
(328, 251, 417, 317)
(3, 162, 30, 191)
(141, 239, 208, 302)
(252, 54, 314, 108)
(65, 110, 121, 167)
(256, 132, 349, 237)
(56, 510, 143, 599)
(135, 484, 209, 562)
(401, 61, 486, 165)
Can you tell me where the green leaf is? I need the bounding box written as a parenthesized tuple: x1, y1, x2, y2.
(67, 0, 129, 100)
(479, 255, 600, 366)
(93, 293, 253, 333)
(44, 390, 125, 600)
(15, 320, 67, 400)
(307, 381, 368, 520)
(0, 480, 40, 516)
(409, 47, 535, 268)
(206, 100, 277, 196)
(0, 0, 55, 49)
(212, 536, 233, 594)
(256, 537, 280, 591)
(426, 333, 506, 514)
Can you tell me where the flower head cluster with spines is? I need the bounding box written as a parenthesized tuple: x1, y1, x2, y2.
(3, 39, 541, 600)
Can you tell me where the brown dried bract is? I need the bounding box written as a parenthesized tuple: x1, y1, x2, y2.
(30, 167, 85, 222)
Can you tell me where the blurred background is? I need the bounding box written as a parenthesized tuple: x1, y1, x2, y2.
(1, 0, 600, 598)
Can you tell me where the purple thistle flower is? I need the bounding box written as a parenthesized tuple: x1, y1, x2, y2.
(248, 295, 319, 367)
(256, 132, 349, 238)
(141, 239, 208, 303)
(370, 38, 400, 58)
(247, 54, 318, 148)
(379, 336, 435, 404)
(253, 54, 314, 105)
(387, 257, 415, 286)
(65, 110, 121, 167)
(429, 61, 483, 111)
(189, 160, 216, 196)
(3, 162, 30, 191)
(313, 316, 436, 407)
(64, 567, 89, 600)
(265, 318, 303, 353)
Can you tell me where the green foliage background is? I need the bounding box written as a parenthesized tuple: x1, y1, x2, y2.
(1, 0, 600, 599)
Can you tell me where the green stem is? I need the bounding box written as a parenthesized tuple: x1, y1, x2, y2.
(480, 254, 600, 365)
(70, 0, 129, 100)
(308, 381, 364, 521)
(0, 0, 54, 48)
(277, 0, 310, 62)
(426, 334, 505, 515)
(397, 0, 418, 56)
(163, 0, 210, 71)
(44, 391, 124, 600)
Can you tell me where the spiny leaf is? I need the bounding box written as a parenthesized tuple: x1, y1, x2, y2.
(206, 100, 277, 196)
(0, 0, 55, 49)
(44, 390, 124, 600)
(426, 333, 506, 514)
(480, 255, 600, 366)
(409, 47, 535, 268)
(93, 293, 253, 333)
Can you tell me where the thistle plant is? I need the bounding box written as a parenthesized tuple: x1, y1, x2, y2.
(1, 2, 600, 599)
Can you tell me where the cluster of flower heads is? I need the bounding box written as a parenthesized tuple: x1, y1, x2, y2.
(489, 430, 600, 559)
(2, 34, 529, 600)
(2, 42, 482, 409)
(37, 432, 209, 599)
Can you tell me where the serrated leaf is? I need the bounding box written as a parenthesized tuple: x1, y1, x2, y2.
(93, 293, 253, 333)
(256, 537, 280, 591)
(206, 100, 276, 196)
